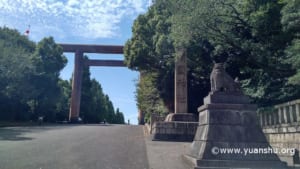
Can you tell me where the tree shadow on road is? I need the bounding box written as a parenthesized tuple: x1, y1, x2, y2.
(0, 128, 33, 141)
(0, 124, 111, 141)
(0, 125, 82, 141)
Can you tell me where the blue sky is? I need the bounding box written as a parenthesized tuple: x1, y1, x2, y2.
(0, 0, 152, 124)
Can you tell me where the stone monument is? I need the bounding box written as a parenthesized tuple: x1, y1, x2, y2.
(184, 63, 288, 169)
(165, 48, 196, 122)
(151, 49, 197, 141)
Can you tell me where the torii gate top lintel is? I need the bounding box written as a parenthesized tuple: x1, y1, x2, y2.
(59, 43, 124, 54)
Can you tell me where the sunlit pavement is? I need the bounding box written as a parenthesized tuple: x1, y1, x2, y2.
(0, 125, 149, 169)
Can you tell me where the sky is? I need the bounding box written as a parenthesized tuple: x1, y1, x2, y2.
(0, 0, 152, 124)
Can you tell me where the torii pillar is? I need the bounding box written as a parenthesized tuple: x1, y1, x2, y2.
(69, 50, 84, 122)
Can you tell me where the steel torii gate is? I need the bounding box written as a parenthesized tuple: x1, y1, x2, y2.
(59, 44, 125, 122)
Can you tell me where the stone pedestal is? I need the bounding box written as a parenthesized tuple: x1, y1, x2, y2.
(152, 121, 198, 141)
(165, 113, 197, 122)
(184, 91, 288, 169)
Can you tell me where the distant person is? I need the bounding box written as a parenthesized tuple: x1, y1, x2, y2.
(38, 116, 44, 126)
(103, 119, 106, 124)
(128, 119, 130, 125)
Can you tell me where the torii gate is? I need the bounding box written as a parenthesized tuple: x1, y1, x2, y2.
(59, 44, 125, 122)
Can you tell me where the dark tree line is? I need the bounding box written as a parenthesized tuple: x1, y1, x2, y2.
(79, 56, 125, 124)
(0, 27, 125, 124)
(124, 0, 300, 122)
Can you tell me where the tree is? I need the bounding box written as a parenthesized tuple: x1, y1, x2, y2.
(136, 72, 168, 122)
(56, 79, 71, 121)
(79, 56, 124, 124)
(29, 37, 67, 122)
(0, 27, 35, 121)
(0, 28, 72, 122)
(114, 108, 125, 124)
(285, 39, 300, 84)
(79, 56, 94, 122)
(281, 0, 300, 84)
(169, 0, 299, 106)
(125, 0, 300, 124)
(125, 0, 214, 121)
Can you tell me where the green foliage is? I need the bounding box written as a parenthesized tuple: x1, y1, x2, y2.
(33, 37, 67, 75)
(0, 27, 125, 124)
(136, 72, 168, 118)
(0, 29, 68, 122)
(0, 27, 35, 121)
(124, 1, 174, 71)
(281, 0, 300, 34)
(126, 0, 300, 123)
(169, 0, 299, 106)
(125, 1, 175, 120)
(55, 79, 71, 121)
(281, 0, 300, 85)
(28, 37, 67, 121)
(125, 0, 213, 121)
(114, 108, 125, 124)
(286, 39, 300, 84)
(80, 56, 125, 124)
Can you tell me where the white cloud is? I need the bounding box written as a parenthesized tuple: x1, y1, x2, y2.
(0, 0, 148, 41)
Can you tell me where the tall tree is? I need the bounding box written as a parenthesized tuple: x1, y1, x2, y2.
(125, 0, 214, 120)
(114, 108, 125, 124)
(79, 56, 125, 123)
(80, 56, 93, 122)
(29, 37, 67, 121)
(0, 28, 72, 122)
(0, 27, 35, 121)
(170, 0, 299, 106)
(56, 79, 71, 121)
(136, 72, 168, 122)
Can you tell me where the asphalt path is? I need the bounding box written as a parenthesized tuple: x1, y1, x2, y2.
(0, 124, 149, 169)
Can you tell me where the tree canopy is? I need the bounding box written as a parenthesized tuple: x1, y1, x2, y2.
(125, 0, 300, 122)
(80, 57, 125, 124)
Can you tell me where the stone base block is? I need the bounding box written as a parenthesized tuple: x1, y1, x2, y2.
(165, 113, 197, 122)
(204, 91, 251, 105)
(69, 117, 83, 123)
(183, 155, 288, 169)
(152, 121, 198, 142)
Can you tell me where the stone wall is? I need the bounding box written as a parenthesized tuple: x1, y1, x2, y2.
(152, 121, 198, 141)
(263, 125, 300, 166)
(258, 99, 300, 166)
(149, 113, 166, 134)
(258, 99, 300, 127)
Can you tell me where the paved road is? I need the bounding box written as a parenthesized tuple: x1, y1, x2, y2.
(0, 125, 149, 169)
